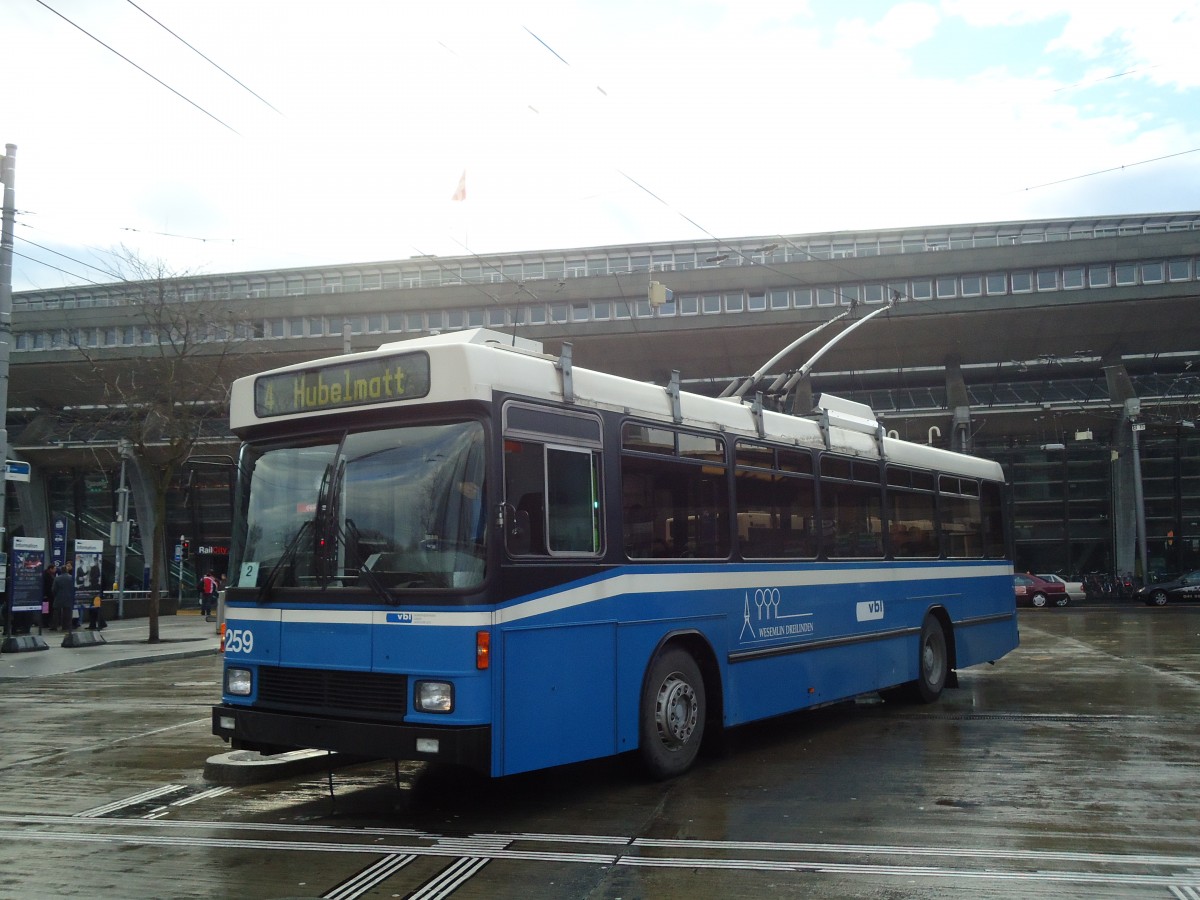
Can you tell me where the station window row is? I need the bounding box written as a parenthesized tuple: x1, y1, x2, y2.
(15, 216, 1200, 312)
(13, 255, 1200, 352)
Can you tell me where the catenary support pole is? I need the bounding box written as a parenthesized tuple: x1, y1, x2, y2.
(0, 145, 17, 555)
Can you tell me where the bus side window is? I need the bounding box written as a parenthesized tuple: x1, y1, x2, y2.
(502, 404, 605, 558)
(624, 502, 653, 557)
(546, 449, 601, 554)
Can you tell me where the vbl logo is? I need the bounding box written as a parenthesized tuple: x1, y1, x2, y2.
(856, 599, 885, 622)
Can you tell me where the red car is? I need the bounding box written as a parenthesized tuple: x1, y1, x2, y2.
(1013, 573, 1069, 608)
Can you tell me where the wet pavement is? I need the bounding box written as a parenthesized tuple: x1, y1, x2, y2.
(0, 606, 1197, 898)
(0, 610, 220, 679)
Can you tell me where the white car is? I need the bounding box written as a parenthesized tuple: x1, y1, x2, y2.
(1037, 573, 1085, 602)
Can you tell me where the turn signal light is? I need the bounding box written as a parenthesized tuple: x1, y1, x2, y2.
(476, 630, 490, 670)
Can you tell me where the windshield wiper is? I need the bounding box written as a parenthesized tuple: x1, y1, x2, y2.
(313, 461, 343, 586)
(343, 517, 397, 605)
(313, 432, 349, 588)
(256, 519, 313, 603)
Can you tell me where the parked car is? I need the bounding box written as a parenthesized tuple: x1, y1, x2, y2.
(1139, 570, 1200, 606)
(1037, 573, 1085, 602)
(1013, 573, 1069, 608)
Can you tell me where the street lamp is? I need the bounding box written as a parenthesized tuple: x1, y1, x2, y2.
(114, 455, 131, 619)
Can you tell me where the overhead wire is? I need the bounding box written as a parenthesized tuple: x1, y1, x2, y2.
(518, 28, 900, 304)
(515, 27, 908, 400)
(427, 15, 1200, 374)
(510, 23, 1198, 407)
(15, 213, 204, 286)
(14, 0, 275, 285)
(10, 247, 106, 286)
(1019, 146, 1200, 192)
(17, 10, 1189, 363)
(123, 0, 284, 115)
(119, 226, 236, 243)
(34, 0, 241, 135)
(1051, 63, 1158, 94)
(416, 22, 911, 400)
(522, 27, 572, 68)
(15, 233, 124, 282)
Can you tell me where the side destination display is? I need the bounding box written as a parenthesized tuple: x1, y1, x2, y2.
(254, 351, 431, 417)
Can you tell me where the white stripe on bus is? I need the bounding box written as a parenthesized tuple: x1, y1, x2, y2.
(225, 563, 1012, 630)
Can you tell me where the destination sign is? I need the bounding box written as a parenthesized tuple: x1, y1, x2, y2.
(254, 352, 431, 417)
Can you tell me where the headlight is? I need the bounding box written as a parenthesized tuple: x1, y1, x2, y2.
(414, 680, 454, 713)
(225, 667, 253, 696)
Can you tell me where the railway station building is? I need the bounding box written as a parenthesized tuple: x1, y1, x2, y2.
(8, 211, 1199, 593)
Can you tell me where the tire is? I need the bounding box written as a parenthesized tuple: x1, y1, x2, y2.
(1148, 589, 1168, 607)
(1031, 592, 1048, 608)
(639, 646, 706, 780)
(880, 615, 950, 705)
(1054, 594, 1070, 608)
(913, 616, 949, 703)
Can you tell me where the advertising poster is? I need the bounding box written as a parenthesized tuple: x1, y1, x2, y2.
(11, 536, 45, 614)
(52, 517, 67, 566)
(74, 538, 105, 600)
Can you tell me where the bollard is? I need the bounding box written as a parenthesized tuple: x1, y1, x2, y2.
(1, 634, 50, 653)
(62, 629, 106, 648)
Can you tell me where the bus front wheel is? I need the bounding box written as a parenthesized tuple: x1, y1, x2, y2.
(639, 647, 706, 780)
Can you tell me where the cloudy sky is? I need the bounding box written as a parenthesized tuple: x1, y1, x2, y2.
(6, 0, 1199, 292)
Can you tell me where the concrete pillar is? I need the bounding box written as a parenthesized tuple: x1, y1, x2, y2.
(945, 357, 970, 409)
(119, 443, 166, 592)
(941, 358, 971, 453)
(1105, 358, 1140, 579)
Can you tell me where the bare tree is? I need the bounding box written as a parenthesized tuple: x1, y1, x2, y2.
(71, 248, 256, 642)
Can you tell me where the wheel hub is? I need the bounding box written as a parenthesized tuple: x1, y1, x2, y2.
(922, 638, 946, 685)
(655, 674, 698, 749)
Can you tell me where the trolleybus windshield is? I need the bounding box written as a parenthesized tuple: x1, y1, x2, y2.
(236, 420, 486, 594)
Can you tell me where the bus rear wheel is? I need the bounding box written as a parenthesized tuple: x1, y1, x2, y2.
(883, 615, 949, 704)
(639, 647, 706, 780)
(913, 615, 949, 703)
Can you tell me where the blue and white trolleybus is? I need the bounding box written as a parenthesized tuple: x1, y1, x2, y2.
(212, 328, 1018, 778)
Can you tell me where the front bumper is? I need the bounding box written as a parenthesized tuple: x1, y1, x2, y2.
(212, 705, 492, 775)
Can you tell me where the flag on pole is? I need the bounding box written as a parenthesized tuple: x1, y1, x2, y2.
(451, 170, 466, 202)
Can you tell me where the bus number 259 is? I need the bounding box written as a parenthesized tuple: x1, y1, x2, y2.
(225, 628, 254, 654)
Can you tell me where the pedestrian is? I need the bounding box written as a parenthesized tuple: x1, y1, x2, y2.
(85, 557, 107, 630)
(41, 562, 57, 631)
(200, 570, 217, 617)
(52, 561, 76, 632)
(87, 594, 107, 630)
